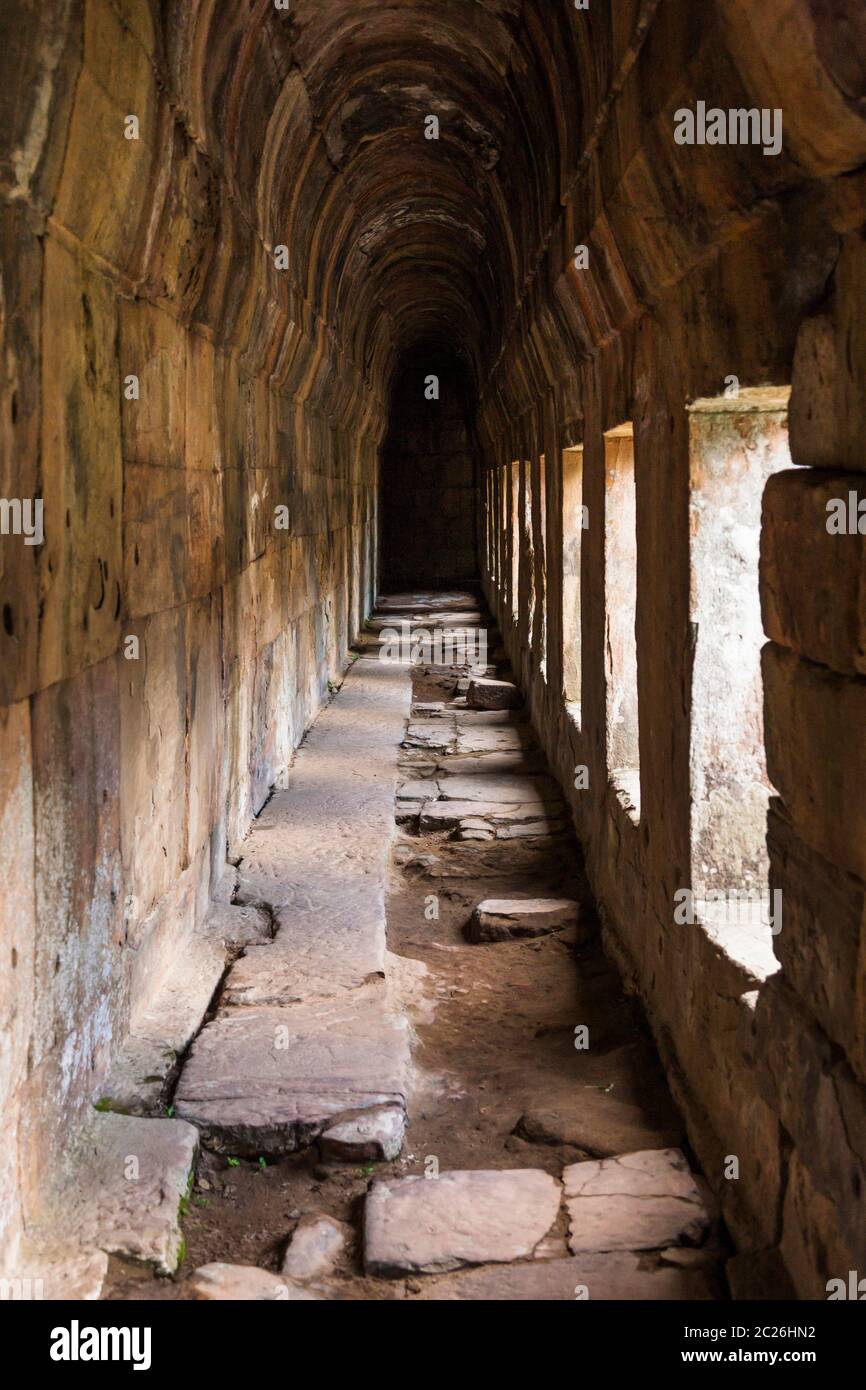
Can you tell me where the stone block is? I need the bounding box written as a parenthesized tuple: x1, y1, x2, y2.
(750, 978, 866, 1258)
(364, 1170, 561, 1276)
(767, 804, 866, 1082)
(53, 0, 161, 275)
(38, 238, 122, 690)
(563, 1149, 710, 1254)
(120, 606, 187, 918)
(761, 468, 866, 674)
(467, 898, 582, 942)
(174, 999, 410, 1155)
(763, 642, 866, 879)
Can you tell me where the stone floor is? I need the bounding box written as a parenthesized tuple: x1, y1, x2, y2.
(94, 591, 730, 1301)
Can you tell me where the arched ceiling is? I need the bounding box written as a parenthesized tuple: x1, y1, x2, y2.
(169, 0, 588, 399)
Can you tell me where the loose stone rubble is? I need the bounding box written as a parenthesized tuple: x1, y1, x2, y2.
(282, 1217, 349, 1281)
(466, 677, 522, 711)
(467, 897, 583, 943)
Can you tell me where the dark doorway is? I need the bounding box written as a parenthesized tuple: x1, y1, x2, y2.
(380, 344, 480, 590)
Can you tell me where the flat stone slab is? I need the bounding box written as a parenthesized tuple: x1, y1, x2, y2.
(412, 1252, 717, 1301)
(378, 591, 479, 613)
(455, 725, 529, 754)
(232, 658, 410, 999)
(420, 799, 557, 832)
(186, 1263, 323, 1300)
(97, 936, 228, 1115)
(438, 752, 544, 776)
(563, 1148, 710, 1254)
(453, 709, 525, 725)
(495, 819, 566, 839)
(321, 1104, 406, 1161)
(467, 898, 580, 942)
(282, 1217, 348, 1281)
(516, 1094, 684, 1157)
(397, 777, 441, 800)
(174, 999, 410, 1155)
(201, 902, 272, 947)
(439, 773, 560, 804)
(466, 677, 522, 710)
(67, 1113, 198, 1275)
(404, 720, 455, 752)
(364, 1169, 561, 1275)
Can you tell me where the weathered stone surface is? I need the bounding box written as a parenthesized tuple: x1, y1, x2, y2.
(455, 725, 529, 755)
(761, 468, 866, 676)
(767, 803, 866, 1082)
(419, 799, 556, 833)
(378, 593, 478, 614)
(439, 773, 560, 804)
(747, 977, 866, 1260)
(229, 657, 410, 1001)
(364, 1170, 561, 1275)
(438, 751, 544, 776)
(763, 642, 866, 879)
(397, 777, 441, 801)
(495, 819, 566, 840)
(321, 1105, 406, 1162)
(467, 897, 581, 942)
(174, 1000, 410, 1155)
(282, 1216, 348, 1281)
(404, 721, 455, 752)
(517, 1094, 684, 1157)
(98, 935, 227, 1115)
(66, 1113, 199, 1276)
(10, 1248, 109, 1302)
(186, 1263, 323, 1301)
(202, 902, 273, 948)
(563, 1150, 710, 1254)
(412, 1253, 717, 1301)
(466, 677, 522, 710)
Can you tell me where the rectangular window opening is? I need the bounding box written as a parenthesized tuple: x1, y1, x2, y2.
(688, 385, 791, 975)
(604, 422, 640, 823)
(510, 460, 520, 621)
(562, 444, 584, 723)
(522, 460, 536, 646)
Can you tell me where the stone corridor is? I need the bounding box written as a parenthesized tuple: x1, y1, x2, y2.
(2, 0, 866, 1307)
(111, 591, 723, 1301)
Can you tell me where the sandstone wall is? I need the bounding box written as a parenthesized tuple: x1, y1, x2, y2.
(0, 1, 383, 1264)
(479, 0, 866, 1296)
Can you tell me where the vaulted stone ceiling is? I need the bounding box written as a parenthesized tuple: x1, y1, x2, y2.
(168, 0, 582, 396)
